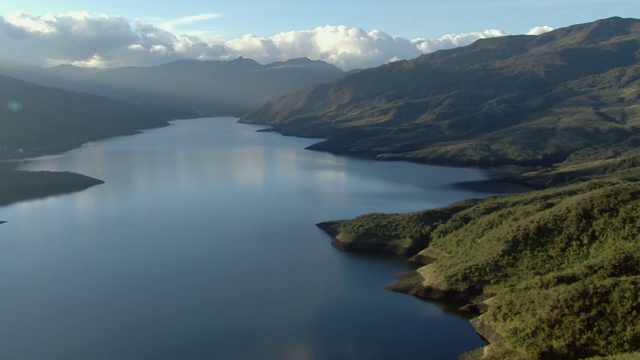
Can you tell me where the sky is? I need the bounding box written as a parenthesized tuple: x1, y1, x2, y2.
(0, 1, 638, 70)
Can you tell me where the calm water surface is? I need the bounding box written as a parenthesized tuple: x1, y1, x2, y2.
(0, 117, 518, 359)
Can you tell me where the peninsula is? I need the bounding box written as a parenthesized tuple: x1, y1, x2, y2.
(0, 170, 104, 207)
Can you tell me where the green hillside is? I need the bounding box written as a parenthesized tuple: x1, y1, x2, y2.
(319, 162, 640, 358)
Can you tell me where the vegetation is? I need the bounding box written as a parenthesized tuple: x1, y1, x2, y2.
(319, 164, 640, 359)
(318, 200, 479, 255)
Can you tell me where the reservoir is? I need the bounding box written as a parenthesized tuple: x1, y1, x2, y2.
(1, 117, 516, 359)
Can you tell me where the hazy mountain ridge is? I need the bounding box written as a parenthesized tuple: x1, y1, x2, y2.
(241, 17, 640, 168)
(0, 74, 168, 159)
(0, 57, 347, 118)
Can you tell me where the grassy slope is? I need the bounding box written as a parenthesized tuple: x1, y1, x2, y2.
(319, 151, 640, 358)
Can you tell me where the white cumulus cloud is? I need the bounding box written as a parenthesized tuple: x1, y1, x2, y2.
(0, 11, 554, 70)
(412, 29, 511, 53)
(527, 25, 555, 35)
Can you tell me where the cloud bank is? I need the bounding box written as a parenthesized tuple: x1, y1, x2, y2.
(0, 11, 553, 70)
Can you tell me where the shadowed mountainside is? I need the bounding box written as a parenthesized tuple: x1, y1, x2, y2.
(0, 58, 348, 118)
(0, 170, 104, 207)
(0, 74, 168, 159)
(241, 17, 640, 168)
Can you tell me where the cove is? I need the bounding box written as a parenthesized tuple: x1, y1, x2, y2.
(0, 117, 521, 360)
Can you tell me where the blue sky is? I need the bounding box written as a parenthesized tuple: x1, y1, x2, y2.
(0, 1, 638, 69)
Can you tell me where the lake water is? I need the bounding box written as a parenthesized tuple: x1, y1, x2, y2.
(0, 117, 519, 359)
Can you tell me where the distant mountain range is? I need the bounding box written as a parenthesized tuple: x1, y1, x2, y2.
(0, 57, 348, 118)
(241, 17, 640, 168)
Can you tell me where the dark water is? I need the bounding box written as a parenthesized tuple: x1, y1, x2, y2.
(0, 117, 520, 360)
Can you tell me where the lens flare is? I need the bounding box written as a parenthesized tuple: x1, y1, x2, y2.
(7, 101, 23, 112)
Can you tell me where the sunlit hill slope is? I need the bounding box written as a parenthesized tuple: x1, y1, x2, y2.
(242, 17, 640, 168)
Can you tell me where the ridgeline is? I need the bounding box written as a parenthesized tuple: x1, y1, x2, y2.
(241, 17, 640, 168)
(1, 58, 348, 119)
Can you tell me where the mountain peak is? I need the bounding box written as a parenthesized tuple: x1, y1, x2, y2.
(229, 56, 261, 67)
(579, 16, 639, 41)
(536, 16, 640, 46)
(263, 58, 343, 74)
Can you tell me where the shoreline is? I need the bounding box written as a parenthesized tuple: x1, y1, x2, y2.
(242, 121, 543, 191)
(0, 117, 180, 209)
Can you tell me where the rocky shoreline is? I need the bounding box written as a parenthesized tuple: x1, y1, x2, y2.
(317, 221, 498, 359)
